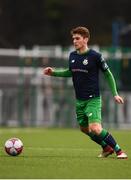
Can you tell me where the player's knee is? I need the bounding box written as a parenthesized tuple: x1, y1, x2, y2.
(89, 123, 102, 135)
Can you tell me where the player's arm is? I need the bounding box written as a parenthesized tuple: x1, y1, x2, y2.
(43, 67, 72, 77)
(103, 68, 124, 104)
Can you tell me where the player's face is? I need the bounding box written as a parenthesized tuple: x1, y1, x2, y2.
(72, 34, 88, 51)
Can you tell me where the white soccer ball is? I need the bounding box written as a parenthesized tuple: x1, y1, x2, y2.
(5, 138, 23, 156)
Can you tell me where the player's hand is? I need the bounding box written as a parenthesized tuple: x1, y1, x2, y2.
(43, 67, 53, 76)
(114, 95, 124, 104)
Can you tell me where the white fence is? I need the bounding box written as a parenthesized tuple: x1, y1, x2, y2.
(0, 47, 131, 128)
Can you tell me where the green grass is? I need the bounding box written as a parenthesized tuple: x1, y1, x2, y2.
(0, 127, 130, 179)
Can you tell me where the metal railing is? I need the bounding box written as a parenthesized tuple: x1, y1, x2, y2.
(0, 46, 131, 128)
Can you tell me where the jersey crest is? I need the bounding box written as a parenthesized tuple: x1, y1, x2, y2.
(83, 59, 88, 65)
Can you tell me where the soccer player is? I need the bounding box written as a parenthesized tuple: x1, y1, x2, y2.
(43, 26, 127, 159)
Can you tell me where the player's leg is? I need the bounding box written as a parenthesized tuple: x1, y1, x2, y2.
(76, 99, 109, 149)
(81, 125, 114, 157)
(80, 126, 108, 149)
(85, 97, 127, 159)
(83, 97, 114, 157)
(89, 123, 127, 159)
(97, 127, 127, 159)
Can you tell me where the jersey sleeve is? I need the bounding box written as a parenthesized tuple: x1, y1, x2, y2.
(103, 68, 118, 96)
(52, 68, 72, 77)
(97, 54, 109, 72)
(52, 53, 72, 77)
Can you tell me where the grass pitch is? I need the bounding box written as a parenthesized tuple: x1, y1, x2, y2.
(0, 127, 130, 179)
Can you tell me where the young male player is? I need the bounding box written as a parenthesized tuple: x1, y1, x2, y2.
(43, 26, 127, 159)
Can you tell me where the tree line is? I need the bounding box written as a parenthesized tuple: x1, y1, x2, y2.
(0, 0, 131, 48)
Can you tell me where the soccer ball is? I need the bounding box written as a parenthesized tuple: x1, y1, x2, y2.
(5, 138, 23, 156)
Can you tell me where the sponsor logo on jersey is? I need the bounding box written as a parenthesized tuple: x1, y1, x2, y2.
(72, 69, 88, 73)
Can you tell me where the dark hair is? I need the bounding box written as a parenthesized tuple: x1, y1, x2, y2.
(70, 26, 90, 39)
